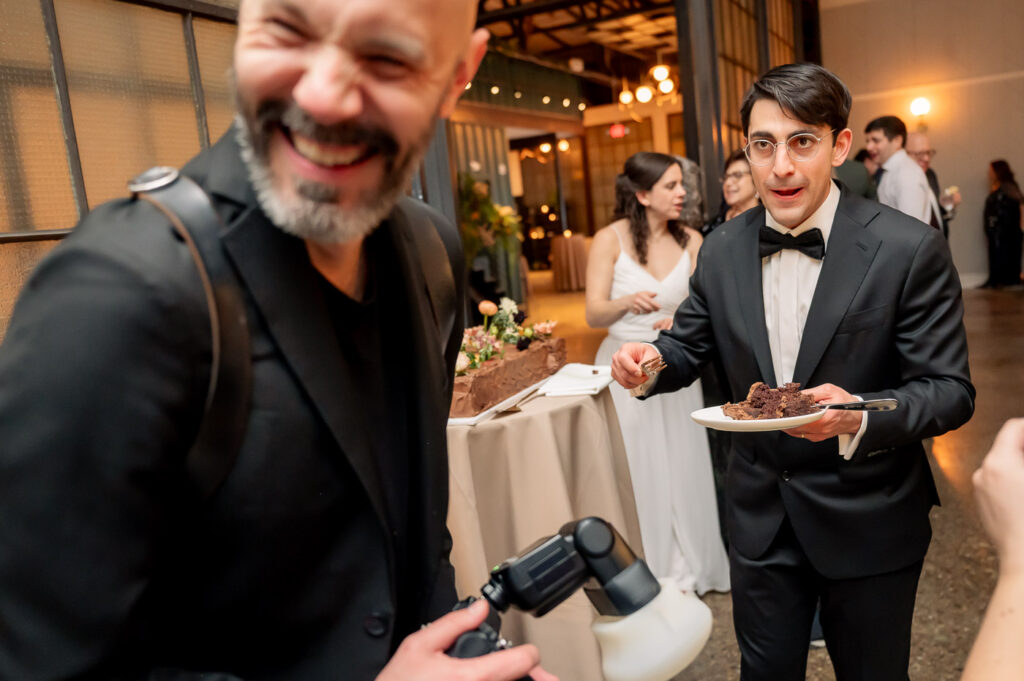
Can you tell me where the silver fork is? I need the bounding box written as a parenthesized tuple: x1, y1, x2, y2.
(629, 356, 667, 397)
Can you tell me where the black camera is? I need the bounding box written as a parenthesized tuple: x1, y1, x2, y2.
(446, 517, 660, 672)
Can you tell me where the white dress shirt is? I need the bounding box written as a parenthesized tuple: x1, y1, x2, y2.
(640, 182, 867, 457)
(876, 149, 941, 226)
(763, 180, 866, 458)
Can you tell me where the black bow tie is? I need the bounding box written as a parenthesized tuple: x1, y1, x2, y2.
(758, 226, 825, 260)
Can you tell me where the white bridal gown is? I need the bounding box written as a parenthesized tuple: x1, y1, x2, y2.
(594, 227, 730, 594)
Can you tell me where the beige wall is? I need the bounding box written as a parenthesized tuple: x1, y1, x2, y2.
(821, 0, 1024, 285)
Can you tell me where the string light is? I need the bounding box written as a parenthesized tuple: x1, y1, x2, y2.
(461, 81, 586, 116)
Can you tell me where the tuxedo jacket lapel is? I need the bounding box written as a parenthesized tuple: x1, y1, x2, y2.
(731, 209, 777, 385)
(221, 207, 390, 531)
(793, 197, 882, 386)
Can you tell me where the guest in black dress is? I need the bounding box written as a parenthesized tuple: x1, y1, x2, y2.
(983, 160, 1023, 288)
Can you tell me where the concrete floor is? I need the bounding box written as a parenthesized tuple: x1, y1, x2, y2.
(527, 270, 1024, 680)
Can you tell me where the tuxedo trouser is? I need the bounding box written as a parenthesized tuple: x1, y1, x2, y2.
(730, 516, 923, 681)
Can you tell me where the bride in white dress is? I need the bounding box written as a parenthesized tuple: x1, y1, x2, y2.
(587, 152, 730, 595)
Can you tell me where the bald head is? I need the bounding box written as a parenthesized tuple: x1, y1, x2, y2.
(905, 131, 934, 172)
(232, 0, 488, 243)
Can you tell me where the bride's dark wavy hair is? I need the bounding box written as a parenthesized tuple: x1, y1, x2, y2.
(613, 151, 689, 265)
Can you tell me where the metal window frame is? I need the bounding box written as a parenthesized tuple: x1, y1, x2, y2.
(3, 0, 231, 244)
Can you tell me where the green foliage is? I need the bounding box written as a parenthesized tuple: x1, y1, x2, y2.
(456, 172, 522, 265)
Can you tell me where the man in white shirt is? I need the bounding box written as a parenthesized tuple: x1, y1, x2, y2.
(906, 130, 962, 239)
(611, 64, 974, 681)
(865, 115, 942, 228)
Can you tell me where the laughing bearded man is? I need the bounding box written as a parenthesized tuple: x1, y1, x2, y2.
(0, 1, 557, 680)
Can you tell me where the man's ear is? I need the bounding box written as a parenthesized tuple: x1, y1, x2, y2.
(831, 128, 853, 167)
(440, 28, 490, 119)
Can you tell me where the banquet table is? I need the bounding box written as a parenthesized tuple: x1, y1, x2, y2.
(446, 388, 643, 681)
(550, 233, 588, 291)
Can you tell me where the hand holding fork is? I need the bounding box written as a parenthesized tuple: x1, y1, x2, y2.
(628, 356, 667, 397)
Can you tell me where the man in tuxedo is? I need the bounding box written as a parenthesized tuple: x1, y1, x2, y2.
(612, 63, 974, 681)
(0, 1, 555, 680)
(906, 131, 962, 239)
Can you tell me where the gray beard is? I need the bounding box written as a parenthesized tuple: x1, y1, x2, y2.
(233, 112, 432, 245)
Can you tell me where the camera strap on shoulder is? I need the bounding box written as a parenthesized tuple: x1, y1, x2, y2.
(129, 167, 252, 501)
(125, 170, 460, 501)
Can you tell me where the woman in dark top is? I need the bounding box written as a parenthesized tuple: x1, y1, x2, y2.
(983, 160, 1023, 288)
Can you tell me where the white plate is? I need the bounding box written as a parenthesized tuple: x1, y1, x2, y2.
(690, 405, 826, 432)
(448, 378, 550, 427)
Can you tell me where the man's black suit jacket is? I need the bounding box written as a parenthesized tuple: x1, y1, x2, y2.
(0, 132, 464, 679)
(649, 188, 974, 579)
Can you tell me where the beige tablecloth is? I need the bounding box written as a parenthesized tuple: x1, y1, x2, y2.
(447, 388, 643, 681)
(550, 234, 588, 291)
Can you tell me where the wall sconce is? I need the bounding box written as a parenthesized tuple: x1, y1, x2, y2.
(910, 97, 930, 131)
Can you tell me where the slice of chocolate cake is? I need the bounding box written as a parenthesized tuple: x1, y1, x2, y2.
(722, 382, 818, 420)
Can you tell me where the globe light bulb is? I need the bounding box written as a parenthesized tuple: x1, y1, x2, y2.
(635, 86, 654, 103)
(619, 89, 634, 105)
(542, 95, 551, 104)
(910, 97, 931, 116)
(578, 102, 587, 111)
(490, 85, 500, 95)
(557, 139, 570, 152)
(658, 79, 675, 94)
(562, 98, 571, 108)
(651, 65, 670, 82)
(539, 142, 552, 154)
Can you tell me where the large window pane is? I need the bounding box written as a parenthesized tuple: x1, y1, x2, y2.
(55, 0, 201, 208)
(585, 119, 654, 228)
(194, 17, 237, 142)
(0, 0, 78, 232)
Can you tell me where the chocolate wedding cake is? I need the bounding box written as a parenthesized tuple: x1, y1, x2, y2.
(722, 381, 817, 420)
(449, 298, 566, 419)
(449, 337, 567, 418)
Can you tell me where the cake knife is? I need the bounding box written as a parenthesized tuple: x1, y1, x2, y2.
(815, 398, 898, 411)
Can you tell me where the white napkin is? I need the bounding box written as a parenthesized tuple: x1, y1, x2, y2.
(538, 363, 614, 396)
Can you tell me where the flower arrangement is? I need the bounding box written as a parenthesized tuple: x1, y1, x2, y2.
(457, 173, 523, 266)
(456, 298, 558, 375)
